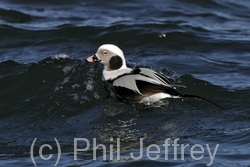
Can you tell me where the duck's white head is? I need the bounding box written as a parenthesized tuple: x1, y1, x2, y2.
(86, 44, 127, 71)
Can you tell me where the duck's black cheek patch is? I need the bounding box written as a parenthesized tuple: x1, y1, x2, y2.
(109, 55, 123, 70)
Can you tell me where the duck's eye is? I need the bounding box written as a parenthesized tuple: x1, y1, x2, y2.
(103, 51, 108, 55)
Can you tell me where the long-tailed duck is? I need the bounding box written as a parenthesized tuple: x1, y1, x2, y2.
(86, 44, 223, 108)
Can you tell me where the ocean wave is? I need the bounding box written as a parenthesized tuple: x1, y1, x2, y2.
(0, 8, 33, 23)
(1, 0, 250, 166)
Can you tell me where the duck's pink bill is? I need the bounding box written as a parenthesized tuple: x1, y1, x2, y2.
(86, 55, 94, 62)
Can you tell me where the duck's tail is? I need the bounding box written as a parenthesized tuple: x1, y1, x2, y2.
(179, 93, 225, 109)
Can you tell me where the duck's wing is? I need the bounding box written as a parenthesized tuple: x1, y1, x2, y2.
(113, 75, 162, 94)
(138, 68, 172, 85)
(111, 68, 180, 100)
(139, 68, 186, 88)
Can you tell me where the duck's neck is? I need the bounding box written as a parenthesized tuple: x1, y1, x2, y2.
(103, 67, 133, 81)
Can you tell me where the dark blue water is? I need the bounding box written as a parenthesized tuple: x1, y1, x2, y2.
(1, 0, 250, 166)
